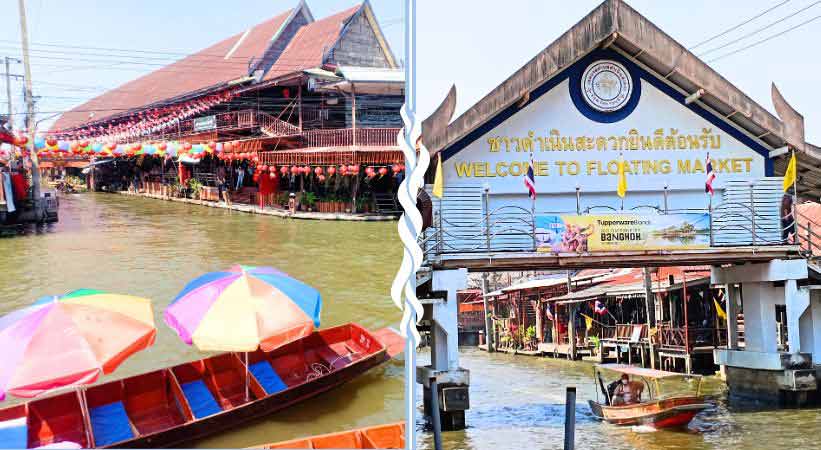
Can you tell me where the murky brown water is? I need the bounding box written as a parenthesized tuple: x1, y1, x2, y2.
(417, 348, 821, 450)
(0, 193, 403, 447)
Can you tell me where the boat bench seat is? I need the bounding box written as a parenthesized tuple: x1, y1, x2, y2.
(181, 380, 222, 419)
(89, 401, 135, 447)
(249, 361, 288, 395)
(0, 417, 27, 449)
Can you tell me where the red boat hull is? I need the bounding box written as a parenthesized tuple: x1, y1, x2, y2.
(0, 323, 402, 449)
(588, 396, 709, 429)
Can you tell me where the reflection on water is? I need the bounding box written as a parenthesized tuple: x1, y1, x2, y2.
(0, 193, 403, 447)
(417, 348, 821, 450)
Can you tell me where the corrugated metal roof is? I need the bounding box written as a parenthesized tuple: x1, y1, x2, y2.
(264, 6, 359, 81)
(53, 10, 296, 131)
(337, 66, 404, 83)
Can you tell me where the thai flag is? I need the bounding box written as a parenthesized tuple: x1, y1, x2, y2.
(524, 153, 536, 200)
(546, 304, 555, 321)
(705, 153, 715, 195)
(594, 300, 607, 315)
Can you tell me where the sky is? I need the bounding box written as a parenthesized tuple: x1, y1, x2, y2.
(417, 0, 821, 144)
(0, 0, 404, 130)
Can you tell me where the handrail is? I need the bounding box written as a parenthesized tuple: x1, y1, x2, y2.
(421, 197, 800, 260)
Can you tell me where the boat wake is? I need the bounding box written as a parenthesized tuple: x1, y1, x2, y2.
(630, 425, 658, 433)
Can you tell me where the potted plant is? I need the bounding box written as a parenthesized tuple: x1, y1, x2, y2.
(304, 192, 317, 212)
(187, 179, 203, 200)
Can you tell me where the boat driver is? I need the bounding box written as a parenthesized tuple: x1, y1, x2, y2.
(611, 374, 643, 405)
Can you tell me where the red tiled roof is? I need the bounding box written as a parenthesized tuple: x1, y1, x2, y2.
(52, 10, 295, 131)
(264, 6, 358, 81)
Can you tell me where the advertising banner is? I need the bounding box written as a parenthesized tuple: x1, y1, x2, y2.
(535, 213, 710, 252)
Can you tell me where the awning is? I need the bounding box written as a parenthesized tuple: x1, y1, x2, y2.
(596, 364, 701, 379)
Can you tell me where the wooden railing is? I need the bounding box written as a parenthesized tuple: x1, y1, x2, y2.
(301, 128, 400, 148)
(657, 325, 727, 351)
(258, 111, 300, 137)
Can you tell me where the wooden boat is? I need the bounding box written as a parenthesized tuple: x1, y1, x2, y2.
(250, 421, 405, 449)
(588, 364, 710, 429)
(0, 323, 403, 449)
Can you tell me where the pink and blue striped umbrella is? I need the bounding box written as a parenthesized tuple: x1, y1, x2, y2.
(164, 266, 321, 353)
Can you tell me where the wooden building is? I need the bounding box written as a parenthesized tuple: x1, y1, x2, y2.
(47, 1, 404, 214)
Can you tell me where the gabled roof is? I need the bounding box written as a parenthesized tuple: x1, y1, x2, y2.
(263, 6, 359, 81)
(53, 9, 299, 131)
(426, 0, 819, 194)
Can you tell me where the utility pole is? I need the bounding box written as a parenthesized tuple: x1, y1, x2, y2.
(3, 57, 23, 134)
(18, 0, 42, 214)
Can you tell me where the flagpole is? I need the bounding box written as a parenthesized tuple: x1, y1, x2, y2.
(792, 149, 798, 244)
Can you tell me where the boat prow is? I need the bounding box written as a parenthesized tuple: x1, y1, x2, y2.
(372, 327, 405, 359)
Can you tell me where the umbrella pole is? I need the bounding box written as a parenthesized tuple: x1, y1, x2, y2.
(77, 387, 92, 447)
(245, 351, 249, 402)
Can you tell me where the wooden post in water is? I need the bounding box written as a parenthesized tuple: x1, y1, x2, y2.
(564, 387, 576, 450)
(643, 268, 656, 369)
(482, 272, 494, 352)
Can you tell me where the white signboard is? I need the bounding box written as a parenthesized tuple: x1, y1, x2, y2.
(443, 76, 766, 195)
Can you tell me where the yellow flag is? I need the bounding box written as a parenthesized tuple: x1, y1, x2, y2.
(783, 151, 796, 192)
(432, 153, 444, 198)
(714, 298, 727, 321)
(582, 313, 594, 331)
(616, 155, 627, 198)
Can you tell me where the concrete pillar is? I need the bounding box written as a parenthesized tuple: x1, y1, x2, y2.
(810, 290, 821, 363)
(419, 268, 470, 431)
(741, 282, 779, 354)
(726, 284, 739, 350)
(430, 269, 467, 370)
(785, 280, 809, 354)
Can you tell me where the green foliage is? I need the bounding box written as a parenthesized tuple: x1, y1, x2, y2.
(525, 325, 537, 341)
(303, 192, 317, 207)
(186, 178, 203, 198)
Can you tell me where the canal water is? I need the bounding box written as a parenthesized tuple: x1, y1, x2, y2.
(417, 348, 821, 450)
(0, 193, 404, 447)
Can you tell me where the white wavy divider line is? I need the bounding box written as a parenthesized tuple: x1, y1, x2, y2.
(392, 104, 427, 346)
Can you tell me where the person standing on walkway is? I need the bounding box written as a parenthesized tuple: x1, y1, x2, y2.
(216, 163, 231, 207)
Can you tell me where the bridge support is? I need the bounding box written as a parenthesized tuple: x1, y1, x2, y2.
(712, 259, 819, 406)
(417, 268, 470, 431)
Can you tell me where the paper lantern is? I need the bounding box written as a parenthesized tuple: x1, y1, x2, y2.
(269, 172, 277, 180)
(348, 165, 359, 174)
(301, 166, 310, 175)
(158, 142, 167, 151)
(339, 166, 348, 176)
(183, 142, 192, 151)
(328, 166, 337, 176)
(314, 166, 323, 176)
(46, 137, 57, 147)
(290, 165, 299, 174)
(253, 173, 259, 183)
(317, 174, 326, 182)
(252, 155, 260, 164)
(280, 166, 289, 175)
(392, 164, 401, 174)
(14, 135, 27, 146)
(132, 143, 142, 152)
(223, 141, 233, 152)
(260, 164, 268, 172)
(379, 167, 388, 177)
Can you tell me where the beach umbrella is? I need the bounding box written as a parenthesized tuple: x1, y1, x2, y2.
(0, 289, 156, 400)
(164, 265, 321, 399)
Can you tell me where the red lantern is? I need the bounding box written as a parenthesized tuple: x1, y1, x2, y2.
(253, 173, 260, 183)
(392, 164, 401, 174)
(314, 166, 323, 176)
(339, 166, 348, 176)
(132, 143, 142, 152)
(158, 142, 167, 151)
(252, 155, 260, 164)
(14, 135, 27, 146)
(281, 166, 289, 175)
(290, 165, 299, 175)
(269, 172, 276, 180)
(349, 165, 359, 174)
(183, 142, 192, 151)
(365, 166, 376, 178)
(208, 141, 216, 149)
(328, 166, 337, 176)
(80, 140, 89, 148)
(46, 137, 57, 147)
(260, 164, 268, 172)
(301, 166, 310, 175)
(379, 167, 389, 177)
(317, 174, 326, 182)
